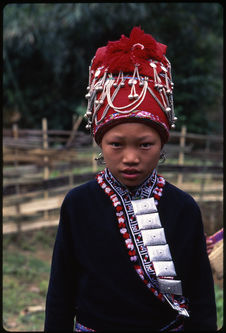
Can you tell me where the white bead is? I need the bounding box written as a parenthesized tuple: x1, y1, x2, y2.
(165, 107, 171, 112)
(150, 62, 157, 68)
(95, 69, 101, 77)
(171, 124, 176, 128)
(128, 94, 134, 100)
(96, 86, 103, 91)
(128, 79, 137, 85)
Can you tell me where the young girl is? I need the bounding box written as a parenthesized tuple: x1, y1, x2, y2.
(44, 27, 217, 332)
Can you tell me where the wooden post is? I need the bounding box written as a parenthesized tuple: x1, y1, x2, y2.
(199, 137, 210, 202)
(68, 115, 77, 187)
(12, 123, 19, 139)
(42, 118, 49, 219)
(12, 123, 19, 182)
(12, 123, 21, 238)
(65, 115, 83, 148)
(177, 125, 186, 186)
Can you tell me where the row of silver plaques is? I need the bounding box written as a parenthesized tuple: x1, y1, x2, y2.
(131, 197, 182, 296)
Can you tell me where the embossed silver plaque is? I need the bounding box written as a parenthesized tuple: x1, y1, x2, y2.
(130, 194, 186, 303)
(146, 244, 172, 261)
(153, 260, 176, 277)
(136, 213, 162, 230)
(157, 278, 182, 295)
(131, 198, 157, 215)
(141, 228, 166, 246)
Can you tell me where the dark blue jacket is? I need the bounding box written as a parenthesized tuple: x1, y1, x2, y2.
(45, 179, 217, 331)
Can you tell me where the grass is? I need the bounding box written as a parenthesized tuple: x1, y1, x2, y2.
(49, 164, 103, 178)
(215, 284, 224, 330)
(3, 228, 224, 331)
(3, 229, 56, 331)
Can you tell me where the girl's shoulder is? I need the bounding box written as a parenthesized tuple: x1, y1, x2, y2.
(162, 180, 200, 210)
(65, 179, 99, 201)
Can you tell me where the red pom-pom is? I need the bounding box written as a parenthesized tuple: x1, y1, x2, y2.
(103, 26, 167, 74)
(134, 265, 141, 270)
(123, 232, 130, 239)
(118, 222, 126, 228)
(92, 46, 107, 71)
(154, 193, 160, 200)
(116, 205, 123, 212)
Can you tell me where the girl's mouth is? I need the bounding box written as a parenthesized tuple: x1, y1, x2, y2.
(121, 169, 140, 180)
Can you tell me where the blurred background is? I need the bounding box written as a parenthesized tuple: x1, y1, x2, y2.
(2, 3, 223, 331)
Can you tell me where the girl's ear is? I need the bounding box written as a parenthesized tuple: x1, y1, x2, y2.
(95, 152, 105, 165)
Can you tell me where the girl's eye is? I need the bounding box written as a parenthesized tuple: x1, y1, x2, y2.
(140, 143, 152, 148)
(110, 142, 121, 147)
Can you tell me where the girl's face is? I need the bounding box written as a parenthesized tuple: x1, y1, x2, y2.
(101, 122, 162, 187)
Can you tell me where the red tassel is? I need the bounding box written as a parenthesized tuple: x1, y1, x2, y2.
(92, 46, 107, 71)
(102, 26, 167, 74)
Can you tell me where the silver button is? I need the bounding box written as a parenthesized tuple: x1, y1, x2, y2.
(153, 261, 176, 277)
(136, 213, 162, 230)
(131, 198, 157, 215)
(147, 244, 172, 261)
(157, 278, 183, 295)
(141, 228, 166, 246)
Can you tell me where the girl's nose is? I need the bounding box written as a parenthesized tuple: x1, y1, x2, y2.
(122, 149, 139, 165)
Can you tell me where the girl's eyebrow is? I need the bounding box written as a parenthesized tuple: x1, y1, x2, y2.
(137, 136, 154, 140)
(108, 135, 124, 139)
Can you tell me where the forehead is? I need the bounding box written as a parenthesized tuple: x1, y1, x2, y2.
(103, 122, 160, 139)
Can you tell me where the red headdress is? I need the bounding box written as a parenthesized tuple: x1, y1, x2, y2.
(85, 27, 177, 144)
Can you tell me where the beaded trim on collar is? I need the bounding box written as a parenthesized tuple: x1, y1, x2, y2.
(96, 168, 189, 317)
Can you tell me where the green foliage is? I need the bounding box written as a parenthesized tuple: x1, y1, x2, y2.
(215, 284, 223, 330)
(3, 252, 50, 281)
(3, 3, 223, 134)
(3, 229, 54, 331)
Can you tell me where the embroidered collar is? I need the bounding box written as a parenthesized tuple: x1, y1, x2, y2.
(104, 167, 158, 200)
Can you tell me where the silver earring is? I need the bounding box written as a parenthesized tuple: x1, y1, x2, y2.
(159, 150, 166, 164)
(95, 152, 106, 165)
